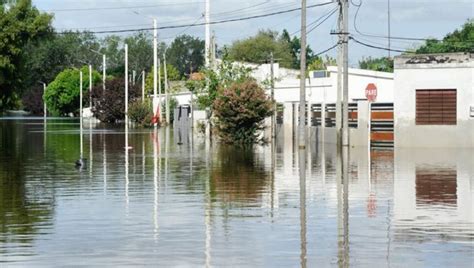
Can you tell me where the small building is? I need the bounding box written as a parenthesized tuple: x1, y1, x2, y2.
(394, 53, 474, 148)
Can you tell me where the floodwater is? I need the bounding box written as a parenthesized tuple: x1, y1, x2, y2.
(0, 118, 472, 267)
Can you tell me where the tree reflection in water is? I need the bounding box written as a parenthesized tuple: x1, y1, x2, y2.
(0, 119, 55, 257)
(210, 146, 271, 206)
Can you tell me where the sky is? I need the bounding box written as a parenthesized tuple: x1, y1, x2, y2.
(33, 0, 473, 66)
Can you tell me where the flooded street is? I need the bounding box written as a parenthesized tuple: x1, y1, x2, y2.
(0, 118, 472, 267)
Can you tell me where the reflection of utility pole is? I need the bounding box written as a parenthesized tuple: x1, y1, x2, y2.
(299, 149, 307, 268)
(337, 146, 350, 268)
(298, 0, 307, 149)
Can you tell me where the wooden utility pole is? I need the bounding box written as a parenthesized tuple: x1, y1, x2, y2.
(298, 0, 307, 149)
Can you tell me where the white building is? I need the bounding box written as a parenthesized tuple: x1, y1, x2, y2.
(394, 53, 474, 148)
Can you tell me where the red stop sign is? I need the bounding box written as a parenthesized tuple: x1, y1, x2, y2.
(365, 83, 377, 102)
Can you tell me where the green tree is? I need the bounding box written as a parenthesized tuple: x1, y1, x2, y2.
(44, 66, 101, 116)
(359, 57, 394, 72)
(91, 77, 140, 123)
(0, 0, 52, 111)
(415, 19, 474, 54)
(280, 29, 316, 69)
(144, 63, 181, 95)
(20, 32, 98, 93)
(227, 30, 294, 68)
(213, 81, 273, 144)
(186, 60, 252, 110)
(166, 35, 204, 77)
(308, 55, 337, 71)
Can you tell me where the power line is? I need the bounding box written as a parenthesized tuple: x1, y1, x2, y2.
(349, 36, 413, 53)
(314, 42, 340, 56)
(307, 7, 338, 35)
(45, 2, 205, 12)
(351, 0, 474, 43)
(56, 1, 336, 35)
(290, 5, 337, 36)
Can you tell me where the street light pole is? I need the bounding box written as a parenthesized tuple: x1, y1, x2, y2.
(142, 70, 146, 103)
(42, 82, 47, 117)
(89, 64, 93, 110)
(125, 44, 129, 124)
(103, 54, 106, 91)
(80, 71, 83, 159)
(164, 53, 170, 124)
(153, 19, 159, 127)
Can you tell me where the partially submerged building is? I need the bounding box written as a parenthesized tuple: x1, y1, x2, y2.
(394, 53, 474, 148)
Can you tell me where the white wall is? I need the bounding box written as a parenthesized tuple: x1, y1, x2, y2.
(269, 66, 394, 105)
(394, 56, 474, 148)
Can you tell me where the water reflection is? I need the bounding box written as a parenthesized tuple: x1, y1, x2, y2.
(0, 118, 472, 267)
(210, 146, 271, 206)
(299, 149, 307, 268)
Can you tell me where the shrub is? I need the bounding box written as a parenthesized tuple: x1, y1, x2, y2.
(91, 77, 140, 123)
(129, 100, 153, 126)
(213, 81, 273, 144)
(44, 66, 101, 116)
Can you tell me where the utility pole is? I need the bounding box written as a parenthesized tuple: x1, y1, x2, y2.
(298, 0, 307, 149)
(42, 82, 47, 117)
(142, 70, 145, 103)
(125, 44, 129, 124)
(80, 71, 83, 159)
(388, 0, 391, 58)
(132, 70, 136, 86)
(337, 0, 349, 148)
(205, 0, 211, 67)
(270, 52, 276, 140)
(102, 54, 106, 92)
(153, 19, 159, 127)
(164, 53, 170, 124)
(89, 64, 92, 110)
(342, 0, 349, 147)
(158, 58, 162, 119)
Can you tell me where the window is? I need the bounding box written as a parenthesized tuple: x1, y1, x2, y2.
(416, 89, 457, 125)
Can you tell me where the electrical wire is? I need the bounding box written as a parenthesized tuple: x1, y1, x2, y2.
(290, 5, 337, 36)
(352, 0, 474, 44)
(45, 2, 205, 12)
(314, 42, 340, 56)
(56, 1, 336, 35)
(349, 36, 413, 53)
(307, 7, 338, 35)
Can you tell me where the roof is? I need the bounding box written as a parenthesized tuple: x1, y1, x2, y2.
(394, 52, 474, 69)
